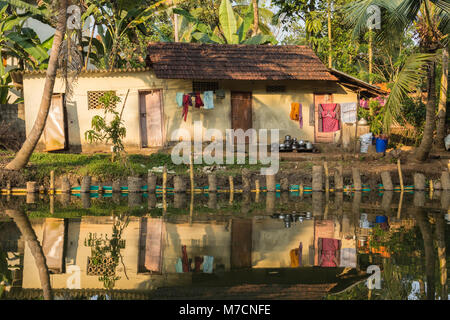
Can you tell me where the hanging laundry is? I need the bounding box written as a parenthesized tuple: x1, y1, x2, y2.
(195, 92, 204, 108)
(203, 91, 214, 109)
(340, 102, 357, 124)
(216, 89, 226, 99)
(182, 94, 192, 122)
(290, 103, 300, 121)
(299, 104, 303, 129)
(203, 256, 214, 273)
(175, 258, 183, 273)
(320, 104, 340, 132)
(176, 92, 184, 107)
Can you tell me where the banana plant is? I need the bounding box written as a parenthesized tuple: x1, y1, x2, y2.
(0, 3, 52, 70)
(173, 0, 277, 45)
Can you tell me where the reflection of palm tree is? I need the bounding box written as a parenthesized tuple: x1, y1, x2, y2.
(434, 211, 447, 299)
(5, 210, 53, 300)
(413, 208, 435, 300)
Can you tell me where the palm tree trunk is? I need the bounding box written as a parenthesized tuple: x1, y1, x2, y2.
(5, 0, 68, 171)
(5, 210, 53, 300)
(434, 211, 447, 299)
(252, 0, 259, 36)
(415, 61, 437, 161)
(435, 48, 448, 150)
(328, 0, 332, 68)
(368, 30, 373, 84)
(414, 208, 436, 300)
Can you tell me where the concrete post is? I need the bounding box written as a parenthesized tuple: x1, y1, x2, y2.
(334, 166, 343, 191)
(147, 173, 157, 193)
(312, 166, 323, 192)
(128, 177, 142, 193)
(174, 176, 186, 193)
(266, 174, 276, 192)
(381, 171, 393, 191)
(414, 173, 426, 191)
(26, 181, 37, 193)
(81, 176, 91, 193)
(208, 174, 217, 193)
(352, 168, 362, 191)
(441, 171, 450, 190)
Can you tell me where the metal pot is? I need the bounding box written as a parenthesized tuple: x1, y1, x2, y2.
(305, 142, 313, 150)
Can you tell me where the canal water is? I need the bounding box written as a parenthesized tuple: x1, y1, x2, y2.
(0, 191, 449, 300)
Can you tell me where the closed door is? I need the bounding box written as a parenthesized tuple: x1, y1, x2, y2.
(231, 92, 253, 132)
(314, 94, 336, 143)
(139, 90, 164, 147)
(44, 94, 67, 152)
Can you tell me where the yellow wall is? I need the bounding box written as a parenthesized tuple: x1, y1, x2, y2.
(23, 71, 358, 152)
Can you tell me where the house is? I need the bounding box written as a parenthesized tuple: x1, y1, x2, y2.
(19, 42, 385, 153)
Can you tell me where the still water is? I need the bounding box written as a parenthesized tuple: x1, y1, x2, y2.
(0, 191, 449, 300)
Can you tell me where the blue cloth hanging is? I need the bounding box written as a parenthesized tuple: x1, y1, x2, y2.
(176, 92, 184, 108)
(203, 91, 214, 110)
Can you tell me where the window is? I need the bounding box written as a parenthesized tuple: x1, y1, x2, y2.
(193, 81, 219, 93)
(87, 91, 117, 109)
(266, 85, 286, 93)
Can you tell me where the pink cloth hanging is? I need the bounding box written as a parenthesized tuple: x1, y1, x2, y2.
(321, 104, 340, 132)
(320, 238, 341, 267)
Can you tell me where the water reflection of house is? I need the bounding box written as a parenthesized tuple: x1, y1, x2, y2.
(22, 216, 357, 290)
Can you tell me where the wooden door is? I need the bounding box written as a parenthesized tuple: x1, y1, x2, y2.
(231, 92, 253, 132)
(230, 219, 252, 269)
(314, 93, 336, 143)
(44, 94, 67, 151)
(138, 218, 164, 274)
(139, 90, 164, 148)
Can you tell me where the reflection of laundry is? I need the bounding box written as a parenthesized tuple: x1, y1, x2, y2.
(175, 258, 183, 273)
(339, 248, 357, 268)
(181, 245, 189, 272)
(203, 256, 214, 273)
(289, 242, 303, 267)
(319, 238, 341, 267)
(194, 256, 204, 272)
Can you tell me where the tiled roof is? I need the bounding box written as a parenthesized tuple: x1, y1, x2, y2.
(146, 42, 338, 81)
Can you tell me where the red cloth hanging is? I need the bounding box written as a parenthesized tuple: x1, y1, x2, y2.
(182, 94, 191, 122)
(321, 104, 340, 132)
(195, 93, 204, 108)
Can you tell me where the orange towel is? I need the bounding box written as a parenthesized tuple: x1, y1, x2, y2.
(290, 103, 300, 121)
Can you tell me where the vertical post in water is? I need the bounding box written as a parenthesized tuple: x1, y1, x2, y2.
(414, 173, 426, 191)
(208, 174, 217, 193)
(397, 159, 404, 192)
(242, 169, 251, 193)
(174, 176, 186, 193)
(381, 171, 393, 191)
(255, 179, 260, 202)
(324, 162, 330, 194)
(50, 170, 55, 195)
(334, 166, 343, 191)
(81, 176, 91, 193)
(229, 176, 234, 203)
(352, 168, 362, 191)
(162, 166, 167, 195)
(61, 176, 71, 194)
(147, 172, 157, 193)
(441, 171, 450, 190)
(312, 166, 323, 192)
(266, 174, 276, 192)
(189, 153, 195, 194)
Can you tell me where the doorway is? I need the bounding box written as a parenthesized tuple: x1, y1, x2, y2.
(314, 93, 337, 143)
(139, 90, 164, 148)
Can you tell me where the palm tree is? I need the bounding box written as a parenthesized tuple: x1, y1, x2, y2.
(5, 0, 68, 171)
(435, 47, 448, 150)
(344, 0, 449, 162)
(5, 209, 53, 300)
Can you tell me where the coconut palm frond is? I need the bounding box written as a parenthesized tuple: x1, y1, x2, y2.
(383, 53, 437, 132)
(2, 0, 43, 15)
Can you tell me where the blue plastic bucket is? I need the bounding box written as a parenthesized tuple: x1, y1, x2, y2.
(375, 215, 388, 223)
(375, 138, 388, 153)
